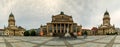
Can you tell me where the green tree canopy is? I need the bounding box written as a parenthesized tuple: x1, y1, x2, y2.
(84, 31, 88, 35)
(24, 31, 30, 36)
(30, 30, 36, 36)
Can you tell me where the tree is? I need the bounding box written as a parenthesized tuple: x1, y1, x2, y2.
(30, 30, 36, 36)
(24, 31, 30, 36)
(84, 31, 88, 35)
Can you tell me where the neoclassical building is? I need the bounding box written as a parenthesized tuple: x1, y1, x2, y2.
(4, 13, 25, 36)
(98, 11, 116, 35)
(40, 12, 82, 36)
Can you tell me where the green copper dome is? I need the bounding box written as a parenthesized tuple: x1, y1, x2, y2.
(9, 12, 14, 17)
(104, 11, 109, 15)
(60, 11, 64, 15)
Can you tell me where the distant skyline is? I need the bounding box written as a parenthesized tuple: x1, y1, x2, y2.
(0, 0, 120, 29)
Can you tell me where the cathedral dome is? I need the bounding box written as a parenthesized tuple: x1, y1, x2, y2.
(103, 11, 110, 19)
(9, 13, 14, 17)
(104, 11, 109, 15)
(9, 13, 15, 20)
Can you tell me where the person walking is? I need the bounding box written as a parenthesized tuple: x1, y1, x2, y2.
(83, 31, 88, 39)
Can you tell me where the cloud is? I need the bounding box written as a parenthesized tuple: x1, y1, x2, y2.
(0, 0, 17, 28)
(0, 0, 120, 29)
(111, 8, 120, 28)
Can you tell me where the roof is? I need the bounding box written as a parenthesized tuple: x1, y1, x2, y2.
(82, 29, 91, 30)
(9, 12, 14, 17)
(0, 29, 4, 31)
(104, 10, 109, 15)
(52, 12, 73, 22)
(52, 12, 72, 18)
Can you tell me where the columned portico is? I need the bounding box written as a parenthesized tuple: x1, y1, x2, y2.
(51, 23, 73, 34)
(40, 12, 82, 36)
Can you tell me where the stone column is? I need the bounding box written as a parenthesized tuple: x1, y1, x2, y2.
(60, 23, 61, 33)
(68, 24, 69, 33)
(52, 24, 54, 33)
(56, 24, 58, 33)
(64, 24, 65, 33)
(71, 24, 73, 33)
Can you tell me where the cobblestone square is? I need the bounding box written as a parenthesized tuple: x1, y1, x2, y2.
(0, 35, 119, 47)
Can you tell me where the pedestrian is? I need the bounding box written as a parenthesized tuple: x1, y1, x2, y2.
(83, 31, 87, 39)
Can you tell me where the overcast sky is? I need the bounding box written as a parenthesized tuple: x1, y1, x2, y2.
(0, 0, 120, 29)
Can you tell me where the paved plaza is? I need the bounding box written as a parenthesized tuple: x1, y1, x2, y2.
(0, 35, 120, 47)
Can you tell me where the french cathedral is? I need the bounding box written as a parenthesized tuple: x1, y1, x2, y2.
(98, 11, 116, 35)
(4, 13, 25, 36)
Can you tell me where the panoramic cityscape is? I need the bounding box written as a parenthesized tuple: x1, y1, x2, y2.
(1, 0, 120, 47)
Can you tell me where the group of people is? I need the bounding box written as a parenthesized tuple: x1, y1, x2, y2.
(58, 31, 88, 39)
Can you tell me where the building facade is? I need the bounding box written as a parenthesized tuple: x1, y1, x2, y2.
(4, 13, 25, 36)
(0, 29, 4, 36)
(40, 12, 82, 36)
(82, 29, 93, 35)
(91, 27, 98, 35)
(98, 11, 116, 35)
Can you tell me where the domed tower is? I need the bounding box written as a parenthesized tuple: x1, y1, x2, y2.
(103, 11, 110, 26)
(8, 13, 15, 27)
(98, 10, 116, 35)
